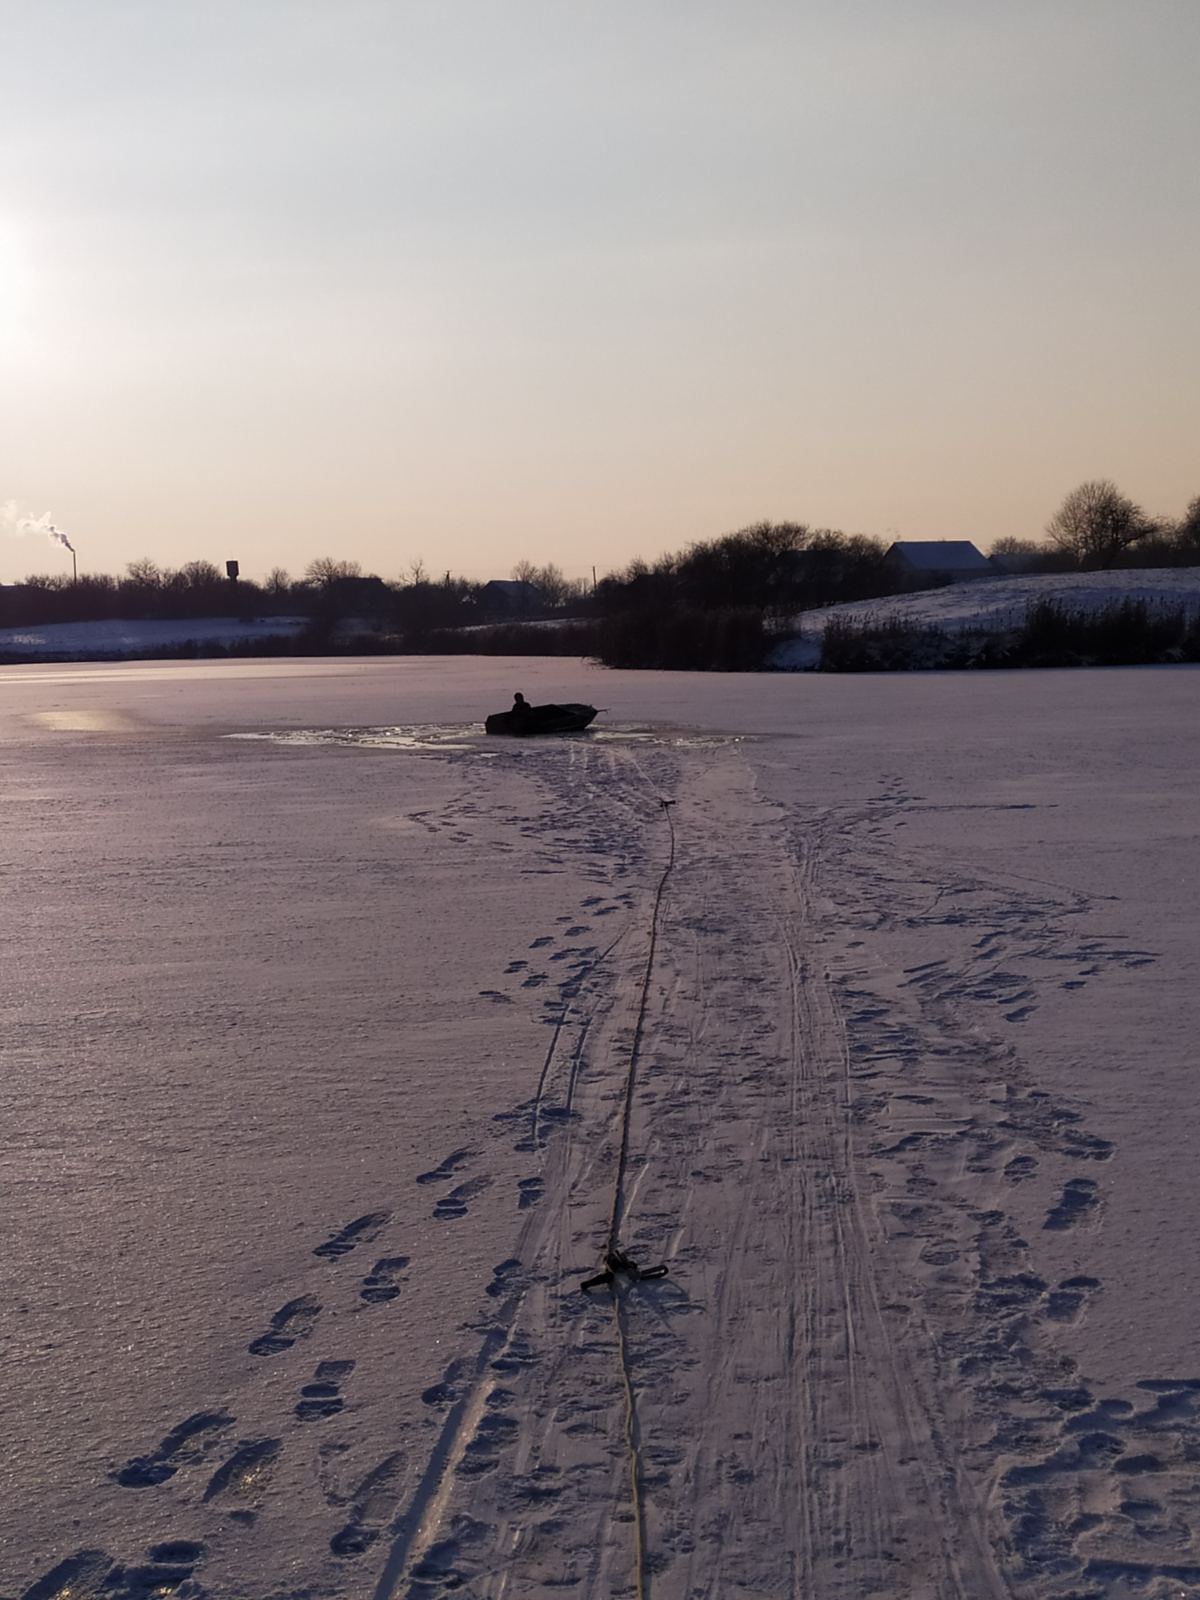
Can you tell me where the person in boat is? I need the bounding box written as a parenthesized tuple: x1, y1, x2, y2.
(513, 691, 529, 713)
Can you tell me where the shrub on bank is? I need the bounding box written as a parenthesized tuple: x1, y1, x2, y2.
(424, 607, 770, 670)
(818, 599, 1200, 671)
(592, 606, 769, 671)
(418, 622, 594, 657)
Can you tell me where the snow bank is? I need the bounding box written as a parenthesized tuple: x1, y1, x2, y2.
(0, 614, 308, 657)
(772, 567, 1200, 668)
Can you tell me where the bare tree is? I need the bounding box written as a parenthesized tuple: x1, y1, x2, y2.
(507, 560, 577, 608)
(305, 556, 363, 587)
(125, 557, 163, 588)
(533, 562, 570, 607)
(265, 567, 291, 595)
(178, 559, 223, 588)
(1045, 480, 1151, 568)
(990, 536, 1047, 573)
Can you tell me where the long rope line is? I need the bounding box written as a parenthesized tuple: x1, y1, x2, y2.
(606, 798, 676, 1252)
(598, 796, 677, 1600)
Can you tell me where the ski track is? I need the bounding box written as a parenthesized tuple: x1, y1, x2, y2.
(18, 730, 1197, 1600)
(363, 741, 1013, 1599)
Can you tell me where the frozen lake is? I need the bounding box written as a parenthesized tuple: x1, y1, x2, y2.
(3, 657, 1198, 1600)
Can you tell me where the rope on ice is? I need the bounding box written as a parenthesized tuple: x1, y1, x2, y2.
(579, 794, 676, 1599)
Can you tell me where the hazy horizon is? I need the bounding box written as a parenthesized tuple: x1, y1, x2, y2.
(3, 2, 1198, 585)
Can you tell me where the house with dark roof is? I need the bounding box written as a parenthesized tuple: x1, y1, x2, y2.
(882, 540, 992, 584)
(481, 579, 541, 617)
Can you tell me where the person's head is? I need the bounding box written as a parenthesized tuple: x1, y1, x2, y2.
(514, 691, 527, 705)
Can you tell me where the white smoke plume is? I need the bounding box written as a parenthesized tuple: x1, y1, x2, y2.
(1, 499, 75, 554)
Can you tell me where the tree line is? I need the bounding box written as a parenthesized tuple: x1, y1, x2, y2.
(0, 554, 587, 634)
(999, 482, 1200, 572)
(2, 483, 1197, 666)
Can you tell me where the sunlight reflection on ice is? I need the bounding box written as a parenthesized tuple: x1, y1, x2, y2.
(31, 709, 143, 733)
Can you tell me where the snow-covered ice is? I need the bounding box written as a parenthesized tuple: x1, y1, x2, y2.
(2, 656, 1198, 1599)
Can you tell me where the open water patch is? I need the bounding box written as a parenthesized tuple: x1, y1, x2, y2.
(227, 724, 743, 754)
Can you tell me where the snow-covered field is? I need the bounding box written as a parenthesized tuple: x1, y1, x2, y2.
(0, 615, 307, 656)
(774, 567, 1200, 668)
(3, 656, 1198, 1600)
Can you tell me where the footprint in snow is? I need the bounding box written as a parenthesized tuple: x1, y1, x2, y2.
(360, 1256, 410, 1304)
(518, 1177, 544, 1210)
(21, 1543, 208, 1600)
(1061, 1129, 1114, 1161)
(416, 1148, 474, 1185)
(1044, 1275, 1102, 1323)
(479, 989, 513, 1005)
(330, 1451, 406, 1558)
(203, 1438, 281, 1504)
(113, 1411, 233, 1488)
(296, 1360, 355, 1422)
(248, 1294, 321, 1356)
(421, 1358, 466, 1408)
(455, 1409, 519, 1478)
(313, 1211, 391, 1260)
(529, 936, 554, 949)
(433, 1176, 492, 1221)
(20, 1550, 116, 1600)
(1004, 1154, 1039, 1184)
(486, 1258, 523, 1298)
(1044, 1178, 1101, 1231)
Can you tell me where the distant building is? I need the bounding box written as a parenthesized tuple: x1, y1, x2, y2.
(883, 540, 992, 584)
(481, 579, 540, 616)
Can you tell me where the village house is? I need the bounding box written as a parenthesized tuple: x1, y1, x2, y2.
(882, 540, 992, 586)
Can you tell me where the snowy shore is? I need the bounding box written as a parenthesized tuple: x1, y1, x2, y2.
(774, 566, 1200, 669)
(0, 615, 307, 658)
(3, 657, 1198, 1599)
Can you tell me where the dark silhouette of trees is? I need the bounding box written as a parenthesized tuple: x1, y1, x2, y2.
(1045, 481, 1155, 568)
(989, 536, 1066, 574)
(595, 522, 890, 621)
(509, 560, 588, 609)
(305, 556, 363, 587)
(1176, 496, 1200, 548)
(673, 521, 807, 613)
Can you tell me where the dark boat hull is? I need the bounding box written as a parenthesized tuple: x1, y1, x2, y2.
(485, 703, 599, 736)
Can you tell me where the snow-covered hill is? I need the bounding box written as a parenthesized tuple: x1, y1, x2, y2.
(773, 567, 1200, 669)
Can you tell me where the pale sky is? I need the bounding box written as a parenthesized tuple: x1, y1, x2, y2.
(2, 1, 1197, 583)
